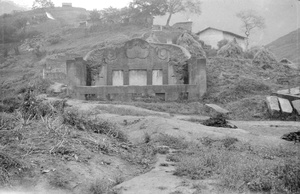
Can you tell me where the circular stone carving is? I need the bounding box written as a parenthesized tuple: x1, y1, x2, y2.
(157, 48, 168, 60)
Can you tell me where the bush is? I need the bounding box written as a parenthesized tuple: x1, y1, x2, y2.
(217, 39, 229, 50)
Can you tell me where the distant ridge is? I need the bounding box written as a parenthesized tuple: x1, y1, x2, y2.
(267, 28, 300, 66)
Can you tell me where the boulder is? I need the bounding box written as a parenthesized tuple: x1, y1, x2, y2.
(204, 104, 230, 117)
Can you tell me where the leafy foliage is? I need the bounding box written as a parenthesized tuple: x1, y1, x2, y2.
(32, 0, 54, 9)
(130, 0, 168, 16)
(165, 0, 202, 26)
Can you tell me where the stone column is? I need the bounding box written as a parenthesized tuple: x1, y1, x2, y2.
(66, 57, 87, 99)
(188, 57, 207, 100)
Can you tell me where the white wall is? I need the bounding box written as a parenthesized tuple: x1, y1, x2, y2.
(198, 28, 246, 50)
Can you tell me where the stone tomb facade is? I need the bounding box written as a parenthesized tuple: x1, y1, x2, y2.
(66, 38, 207, 101)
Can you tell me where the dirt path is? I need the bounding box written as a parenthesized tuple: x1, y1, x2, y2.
(115, 152, 196, 194)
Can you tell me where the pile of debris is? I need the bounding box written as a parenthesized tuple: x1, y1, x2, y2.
(202, 114, 237, 128)
(217, 38, 243, 59)
(281, 131, 300, 143)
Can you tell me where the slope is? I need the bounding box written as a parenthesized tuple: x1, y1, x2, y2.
(267, 28, 300, 66)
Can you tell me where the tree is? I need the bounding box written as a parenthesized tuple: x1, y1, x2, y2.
(89, 9, 101, 23)
(165, 0, 201, 26)
(236, 10, 266, 50)
(32, 0, 54, 9)
(130, 0, 168, 16)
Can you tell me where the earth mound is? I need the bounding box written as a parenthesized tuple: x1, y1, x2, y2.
(252, 47, 278, 69)
(217, 38, 244, 59)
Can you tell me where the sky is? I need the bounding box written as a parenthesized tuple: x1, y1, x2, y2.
(9, 0, 300, 45)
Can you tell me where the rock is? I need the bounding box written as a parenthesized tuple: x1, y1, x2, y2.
(266, 96, 280, 115)
(278, 97, 293, 113)
(205, 104, 230, 116)
(292, 100, 300, 115)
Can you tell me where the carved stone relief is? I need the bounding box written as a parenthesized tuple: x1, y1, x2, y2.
(125, 39, 150, 59)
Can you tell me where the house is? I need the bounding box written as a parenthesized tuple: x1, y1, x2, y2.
(196, 27, 246, 50)
(62, 3, 72, 7)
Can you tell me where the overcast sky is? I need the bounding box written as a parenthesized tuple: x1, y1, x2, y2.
(10, 0, 300, 45)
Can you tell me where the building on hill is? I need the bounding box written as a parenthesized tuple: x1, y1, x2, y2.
(172, 21, 193, 32)
(196, 27, 246, 51)
(62, 3, 72, 7)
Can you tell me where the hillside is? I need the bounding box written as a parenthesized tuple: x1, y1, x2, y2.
(267, 28, 300, 66)
(1, 7, 300, 194)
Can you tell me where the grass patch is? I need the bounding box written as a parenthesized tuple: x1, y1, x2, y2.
(120, 142, 157, 168)
(63, 108, 128, 142)
(89, 178, 120, 194)
(155, 134, 188, 150)
(171, 136, 300, 193)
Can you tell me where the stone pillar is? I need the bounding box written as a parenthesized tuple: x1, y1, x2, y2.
(66, 57, 87, 98)
(188, 57, 207, 99)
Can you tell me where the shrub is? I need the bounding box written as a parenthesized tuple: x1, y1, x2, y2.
(217, 39, 229, 50)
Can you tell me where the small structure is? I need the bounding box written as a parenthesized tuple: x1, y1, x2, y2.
(196, 27, 246, 51)
(66, 38, 207, 101)
(62, 3, 72, 7)
(172, 21, 193, 32)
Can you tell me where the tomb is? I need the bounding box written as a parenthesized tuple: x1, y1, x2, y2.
(64, 38, 207, 101)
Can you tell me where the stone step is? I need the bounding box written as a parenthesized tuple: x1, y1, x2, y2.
(292, 100, 300, 115)
(266, 96, 280, 114)
(278, 97, 293, 113)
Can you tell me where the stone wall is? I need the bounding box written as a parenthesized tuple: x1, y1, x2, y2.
(43, 58, 67, 84)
